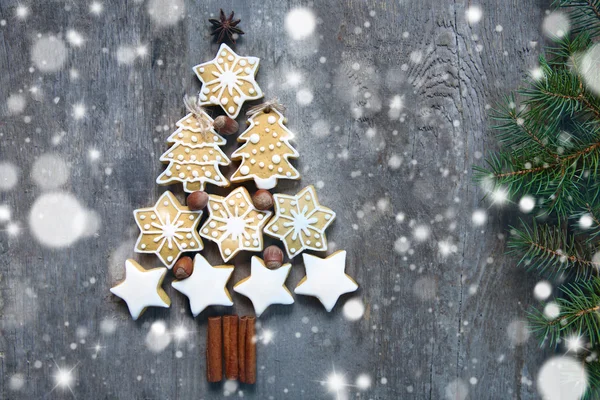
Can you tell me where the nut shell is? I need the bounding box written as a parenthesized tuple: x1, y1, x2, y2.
(187, 191, 209, 211)
(213, 115, 239, 135)
(263, 245, 284, 269)
(252, 189, 274, 210)
(174, 256, 194, 279)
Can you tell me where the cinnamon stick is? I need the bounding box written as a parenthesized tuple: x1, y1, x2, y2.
(206, 316, 223, 382)
(238, 316, 247, 383)
(223, 315, 239, 380)
(245, 316, 257, 384)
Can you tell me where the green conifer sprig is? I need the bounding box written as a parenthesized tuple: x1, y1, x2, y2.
(529, 277, 600, 347)
(478, 1, 600, 395)
(555, 0, 600, 38)
(508, 220, 598, 280)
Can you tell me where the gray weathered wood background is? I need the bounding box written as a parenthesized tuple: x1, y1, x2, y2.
(0, 0, 552, 398)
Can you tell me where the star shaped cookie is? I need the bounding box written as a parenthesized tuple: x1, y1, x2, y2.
(171, 254, 234, 317)
(199, 187, 272, 262)
(110, 259, 171, 320)
(233, 256, 294, 317)
(193, 43, 263, 118)
(295, 251, 358, 312)
(264, 185, 336, 258)
(133, 191, 203, 268)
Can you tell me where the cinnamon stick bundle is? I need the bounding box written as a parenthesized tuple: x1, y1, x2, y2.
(245, 316, 257, 384)
(223, 315, 239, 380)
(206, 316, 223, 382)
(238, 316, 247, 383)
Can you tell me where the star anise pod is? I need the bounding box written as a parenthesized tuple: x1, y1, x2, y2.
(209, 9, 244, 44)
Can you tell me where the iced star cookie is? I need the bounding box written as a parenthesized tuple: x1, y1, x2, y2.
(110, 259, 171, 320)
(233, 256, 294, 317)
(134, 191, 203, 268)
(156, 111, 231, 193)
(193, 43, 263, 118)
(199, 187, 272, 262)
(264, 185, 336, 258)
(172, 254, 234, 317)
(230, 108, 300, 190)
(295, 251, 358, 312)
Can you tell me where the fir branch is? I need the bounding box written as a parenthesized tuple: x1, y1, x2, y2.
(585, 361, 600, 399)
(491, 96, 560, 161)
(508, 221, 598, 280)
(474, 142, 599, 215)
(554, 0, 600, 39)
(529, 277, 600, 347)
(522, 61, 600, 123)
(546, 32, 593, 62)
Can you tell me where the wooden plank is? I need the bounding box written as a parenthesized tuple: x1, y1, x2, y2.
(0, 0, 549, 398)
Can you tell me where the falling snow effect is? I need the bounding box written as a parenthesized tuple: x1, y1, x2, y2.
(30, 35, 68, 72)
(145, 320, 172, 353)
(28, 192, 90, 248)
(537, 356, 588, 400)
(147, 0, 185, 27)
(7, 93, 27, 115)
(285, 8, 316, 40)
(31, 153, 70, 190)
(0, 162, 19, 190)
(581, 43, 600, 96)
(342, 298, 365, 321)
(533, 281, 552, 300)
(542, 11, 571, 40)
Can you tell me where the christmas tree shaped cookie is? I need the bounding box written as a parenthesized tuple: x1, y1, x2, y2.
(156, 110, 231, 193)
(230, 108, 300, 190)
(193, 43, 263, 118)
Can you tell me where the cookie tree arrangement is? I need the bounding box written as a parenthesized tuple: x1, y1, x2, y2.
(109, 9, 358, 384)
(475, 1, 600, 396)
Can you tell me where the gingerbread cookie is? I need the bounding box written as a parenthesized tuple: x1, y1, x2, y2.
(233, 256, 294, 317)
(264, 185, 335, 258)
(134, 191, 203, 268)
(172, 254, 234, 317)
(156, 111, 231, 193)
(199, 187, 272, 262)
(110, 259, 171, 320)
(230, 108, 300, 190)
(193, 43, 263, 119)
(295, 251, 358, 312)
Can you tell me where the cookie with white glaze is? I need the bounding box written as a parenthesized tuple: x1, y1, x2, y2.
(264, 185, 335, 258)
(110, 259, 170, 320)
(193, 43, 263, 119)
(230, 108, 300, 190)
(199, 187, 271, 262)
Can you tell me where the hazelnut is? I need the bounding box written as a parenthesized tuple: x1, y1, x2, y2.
(252, 189, 274, 210)
(174, 256, 194, 279)
(263, 245, 284, 269)
(213, 115, 239, 135)
(187, 191, 209, 211)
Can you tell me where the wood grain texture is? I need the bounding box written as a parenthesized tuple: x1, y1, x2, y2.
(0, 0, 551, 398)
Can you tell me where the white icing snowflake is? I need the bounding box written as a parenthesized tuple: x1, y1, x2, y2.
(264, 185, 336, 258)
(133, 191, 203, 268)
(193, 43, 263, 118)
(199, 187, 271, 262)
